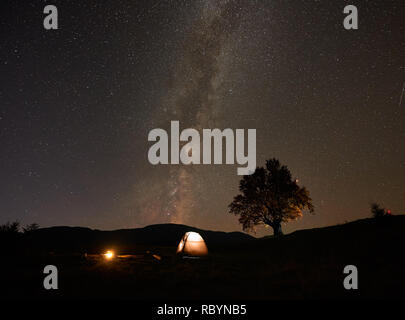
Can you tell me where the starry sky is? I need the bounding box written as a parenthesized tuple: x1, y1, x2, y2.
(1, 0, 404, 236)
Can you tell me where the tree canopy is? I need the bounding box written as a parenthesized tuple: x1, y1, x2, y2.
(229, 158, 314, 236)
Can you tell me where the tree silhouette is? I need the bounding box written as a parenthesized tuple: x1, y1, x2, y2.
(23, 223, 40, 233)
(370, 203, 386, 218)
(229, 158, 314, 236)
(0, 221, 21, 255)
(0, 221, 20, 234)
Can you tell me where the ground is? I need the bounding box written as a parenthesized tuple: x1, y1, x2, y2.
(1, 216, 404, 300)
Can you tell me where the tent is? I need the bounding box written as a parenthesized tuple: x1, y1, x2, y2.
(176, 231, 208, 257)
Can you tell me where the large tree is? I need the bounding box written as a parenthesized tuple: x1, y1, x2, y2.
(229, 158, 314, 236)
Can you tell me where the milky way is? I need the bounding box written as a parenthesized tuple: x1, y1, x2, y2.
(159, 0, 236, 225)
(1, 0, 404, 235)
(127, 1, 234, 227)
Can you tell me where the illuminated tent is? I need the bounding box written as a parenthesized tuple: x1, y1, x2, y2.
(176, 232, 208, 257)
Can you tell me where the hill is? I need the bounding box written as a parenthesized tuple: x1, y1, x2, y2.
(2, 215, 405, 299)
(21, 223, 255, 254)
(18, 215, 405, 256)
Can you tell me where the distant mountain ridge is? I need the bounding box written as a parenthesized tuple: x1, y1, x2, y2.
(23, 223, 255, 254)
(21, 216, 405, 255)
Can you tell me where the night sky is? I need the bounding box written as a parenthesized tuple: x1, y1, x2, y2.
(1, 0, 404, 236)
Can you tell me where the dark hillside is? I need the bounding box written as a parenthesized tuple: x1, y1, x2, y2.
(2, 216, 404, 299)
(19, 223, 255, 254)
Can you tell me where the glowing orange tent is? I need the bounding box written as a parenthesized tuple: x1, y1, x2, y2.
(176, 231, 208, 257)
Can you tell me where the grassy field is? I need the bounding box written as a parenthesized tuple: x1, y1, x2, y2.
(2, 216, 405, 300)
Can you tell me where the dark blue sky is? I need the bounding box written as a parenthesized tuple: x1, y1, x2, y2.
(1, 0, 404, 235)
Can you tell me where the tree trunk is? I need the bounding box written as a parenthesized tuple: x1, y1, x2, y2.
(272, 222, 283, 237)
